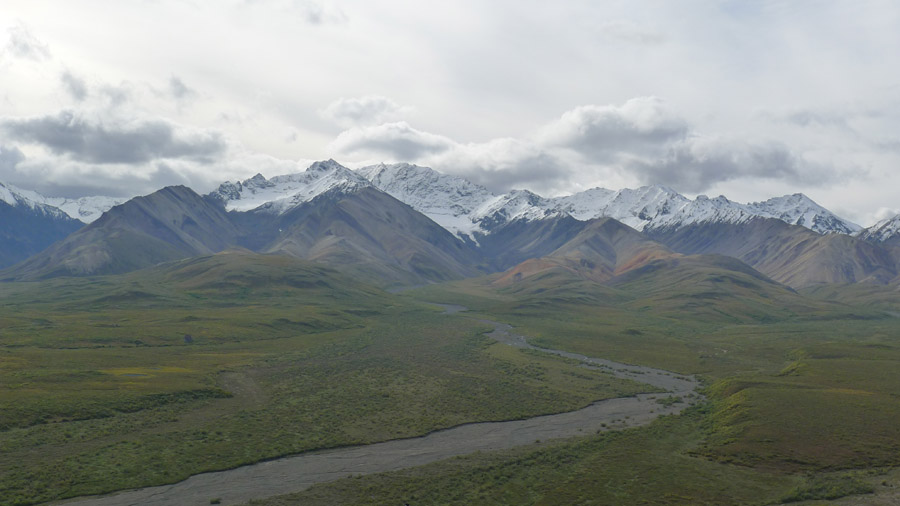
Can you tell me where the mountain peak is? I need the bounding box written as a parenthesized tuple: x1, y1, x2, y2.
(858, 213, 900, 245)
(356, 162, 496, 241)
(207, 160, 370, 215)
(747, 193, 861, 235)
(247, 173, 267, 184)
(308, 159, 347, 172)
(201, 160, 865, 240)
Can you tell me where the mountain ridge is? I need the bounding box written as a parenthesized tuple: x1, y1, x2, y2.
(2, 159, 898, 290)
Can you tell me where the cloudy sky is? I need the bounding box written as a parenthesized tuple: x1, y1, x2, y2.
(2, 0, 899, 225)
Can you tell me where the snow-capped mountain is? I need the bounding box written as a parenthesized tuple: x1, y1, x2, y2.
(356, 163, 496, 237)
(858, 214, 900, 246)
(209, 159, 371, 214)
(0, 181, 73, 220)
(204, 160, 860, 241)
(549, 185, 697, 230)
(472, 190, 561, 232)
(356, 163, 496, 240)
(746, 194, 862, 235)
(357, 163, 566, 242)
(355, 163, 858, 238)
(0, 181, 122, 224)
(546, 186, 859, 235)
(44, 196, 126, 223)
(0, 180, 86, 268)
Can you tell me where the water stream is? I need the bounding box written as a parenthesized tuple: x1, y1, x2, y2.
(55, 305, 700, 506)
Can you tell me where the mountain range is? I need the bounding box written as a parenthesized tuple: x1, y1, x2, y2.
(2, 160, 899, 291)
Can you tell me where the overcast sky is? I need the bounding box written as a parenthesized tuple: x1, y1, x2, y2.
(2, 0, 899, 226)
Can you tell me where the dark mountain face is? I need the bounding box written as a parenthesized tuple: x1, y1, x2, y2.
(1, 186, 240, 280)
(646, 218, 899, 288)
(5, 176, 898, 293)
(492, 217, 677, 286)
(475, 214, 586, 271)
(0, 201, 84, 268)
(1, 184, 486, 286)
(260, 186, 485, 286)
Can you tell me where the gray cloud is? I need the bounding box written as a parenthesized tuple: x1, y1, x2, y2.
(330, 121, 454, 159)
(627, 138, 833, 193)
(0, 147, 296, 200)
(320, 95, 409, 127)
(875, 138, 900, 153)
(60, 70, 89, 102)
(169, 76, 197, 102)
(784, 110, 852, 130)
(434, 138, 572, 194)
(329, 118, 572, 194)
(1, 160, 200, 199)
(5, 23, 51, 61)
(2, 111, 227, 165)
(98, 83, 133, 108)
(540, 97, 688, 161)
(328, 98, 849, 196)
(0, 145, 25, 172)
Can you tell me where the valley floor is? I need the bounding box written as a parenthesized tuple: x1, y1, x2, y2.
(54, 314, 699, 506)
(5, 252, 900, 505)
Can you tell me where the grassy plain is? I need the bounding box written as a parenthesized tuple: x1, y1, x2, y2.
(285, 270, 900, 505)
(5, 251, 900, 505)
(0, 252, 648, 506)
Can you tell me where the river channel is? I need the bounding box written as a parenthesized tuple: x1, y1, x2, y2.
(55, 305, 700, 506)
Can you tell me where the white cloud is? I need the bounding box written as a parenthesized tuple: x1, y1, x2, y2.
(327, 96, 851, 197)
(2, 110, 227, 165)
(627, 135, 835, 193)
(1, 1, 900, 222)
(238, 0, 348, 25)
(329, 121, 455, 159)
(3, 22, 51, 61)
(428, 137, 570, 193)
(540, 97, 688, 161)
(596, 20, 665, 46)
(320, 95, 411, 127)
(873, 207, 900, 222)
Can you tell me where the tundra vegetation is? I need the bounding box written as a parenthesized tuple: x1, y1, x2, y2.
(3, 251, 900, 505)
(0, 252, 646, 505)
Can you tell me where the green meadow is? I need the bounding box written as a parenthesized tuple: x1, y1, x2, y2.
(308, 270, 899, 505)
(3, 252, 900, 505)
(0, 252, 647, 506)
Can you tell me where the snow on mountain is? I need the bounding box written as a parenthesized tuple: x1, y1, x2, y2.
(0, 180, 122, 223)
(0, 181, 72, 220)
(858, 214, 900, 244)
(44, 196, 126, 223)
(203, 160, 861, 241)
(357, 163, 496, 240)
(547, 187, 617, 221)
(355, 164, 860, 238)
(548, 186, 859, 235)
(357, 163, 565, 242)
(208, 159, 371, 214)
(746, 194, 862, 235)
(472, 190, 560, 231)
(549, 185, 689, 230)
(547, 185, 754, 231)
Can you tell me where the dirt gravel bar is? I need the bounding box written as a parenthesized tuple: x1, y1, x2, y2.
(54, 305, 701, 506)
